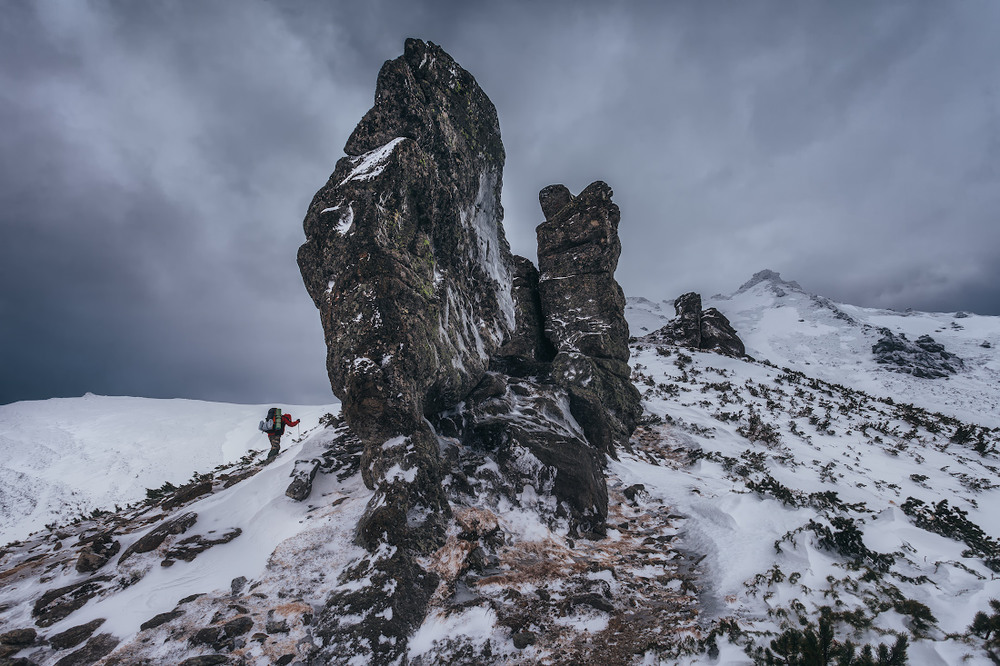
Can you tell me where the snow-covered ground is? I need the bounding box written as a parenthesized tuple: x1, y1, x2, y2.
(1, 271, 998, 664)
(624, 344, 1000, 663)
(627, 271, 1000, 428)
(0, 395, 335, 544)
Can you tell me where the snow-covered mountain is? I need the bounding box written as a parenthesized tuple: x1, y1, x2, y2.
(1, 271, 999, 664)
(627, 269, 1000, 427)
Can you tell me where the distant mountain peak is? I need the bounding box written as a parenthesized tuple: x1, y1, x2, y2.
(736, 269, 802, 294)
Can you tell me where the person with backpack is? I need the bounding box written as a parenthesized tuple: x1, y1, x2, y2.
(259, 407, 300, 461)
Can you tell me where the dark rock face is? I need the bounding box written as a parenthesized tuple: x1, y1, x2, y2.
(75, 534, 119, 573)
(298, 37, 522, 560)
(298, 36, 514, 440)
(872, 330, 965, 378)
(298, 39, 641, 663)
(118, 512, 197, 565)
(494, 256, 556, 374)
(536, 182, 641, 456)
(436, 372, 609, 536)
(52, 633, 118, 666)
(701, 308, 745, 357)
(49, 619, 105, 651)
(32, 576, 112, 628)
(646, 292, 745, 357)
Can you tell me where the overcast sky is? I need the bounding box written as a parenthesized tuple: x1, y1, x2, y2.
(2, 0, 998, 406)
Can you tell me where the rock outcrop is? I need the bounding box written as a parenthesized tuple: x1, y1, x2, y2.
(298, 39, 639, 662)
(736, 268, 803, 296)
(298, 38, 521, 559)
(872, 330, 965, 378)
(536, 182, 641, 457)
(646, 292, 745, 357)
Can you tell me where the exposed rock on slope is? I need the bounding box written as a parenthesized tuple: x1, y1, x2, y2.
(873, 329, 965, 378)
(536, 182, 641, 458)
(645, 291, 745, 357)
(736, 268, 802, 296)
(297, 39, 638, 662)
(298, 38, 517, 560)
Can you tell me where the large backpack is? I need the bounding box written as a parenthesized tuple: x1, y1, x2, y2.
(258, 407, 284, 435)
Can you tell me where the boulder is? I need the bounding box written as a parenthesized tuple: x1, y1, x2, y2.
(75, 534, 120, 573)
(645, 292, 746, 357)
(52, 633, 118, 666)
(701, 307, 745, 357)
(139, 610, 184, 632)
(118, 512, 197, 565)
(0, 629, 36, 647)
(285, 459, 321, 501)
(32, 576, 111, 628)
(189, 616, 253, 652)
(161, 528, 242, 565)
(49, 619, 106, 651)
(177, 657, 228, 666)
(872, 330, 965, 378)
(669, 292, 703, 348)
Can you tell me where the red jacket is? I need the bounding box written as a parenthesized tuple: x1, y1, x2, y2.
(281, 413, 300, 427)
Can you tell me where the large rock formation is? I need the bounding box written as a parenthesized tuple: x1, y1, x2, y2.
(298, 39, 639, 662)
(298, 38, 518, 554)
(646, 292, 746, 357)
(872, 330, 965, 378)
(536, 182, 641, 457)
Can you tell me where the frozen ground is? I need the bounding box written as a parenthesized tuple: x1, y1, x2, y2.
(0, 396, 334, 544)
(0, 272, 998, 664)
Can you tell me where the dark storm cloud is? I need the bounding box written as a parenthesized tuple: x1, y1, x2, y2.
(2, 0, 998, 405)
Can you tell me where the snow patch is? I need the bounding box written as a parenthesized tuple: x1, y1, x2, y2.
(339, 137, 407, 187)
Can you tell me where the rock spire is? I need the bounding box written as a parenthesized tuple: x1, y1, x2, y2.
(298, 39, 640, 662)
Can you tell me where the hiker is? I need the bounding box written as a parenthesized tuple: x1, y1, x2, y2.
(259, 407, 300, 461)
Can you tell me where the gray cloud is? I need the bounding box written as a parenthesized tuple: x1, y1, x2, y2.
(2, 0, 998, 405)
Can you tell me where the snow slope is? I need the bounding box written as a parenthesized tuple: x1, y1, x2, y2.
(625, 344, 1000, 664)
(0, 395, 335, 544)
(627, 272, 1000, 428)
(1, 272, 999, 663)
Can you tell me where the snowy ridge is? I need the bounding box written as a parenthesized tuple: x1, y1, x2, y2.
(625, 341, 1000, 664)
(1, 273, 1000, 663)
(626, 273, 1000, 427)
(0, 396, 333, 545)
